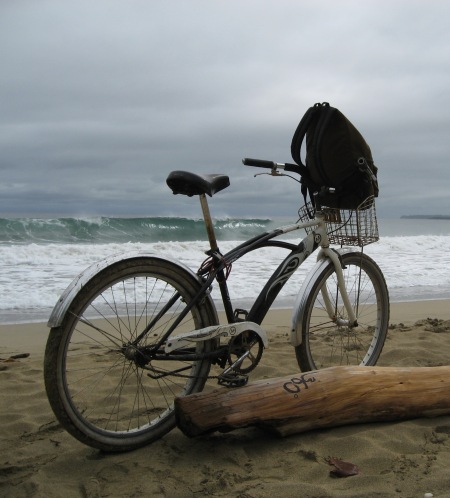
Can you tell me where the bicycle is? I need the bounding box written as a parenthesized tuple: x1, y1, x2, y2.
(44, 158, 389, 452)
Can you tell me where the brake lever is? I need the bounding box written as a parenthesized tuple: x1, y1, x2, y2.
(254, 168, 284, 177)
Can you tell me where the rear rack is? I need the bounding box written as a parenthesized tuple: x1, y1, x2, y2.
(297, 196, 379, 247)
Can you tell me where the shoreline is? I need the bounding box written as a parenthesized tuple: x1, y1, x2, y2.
(1, 298, 450, 356)
(2, 296, 450, 325)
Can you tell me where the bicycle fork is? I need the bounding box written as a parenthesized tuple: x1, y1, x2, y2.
(318, 248, 358, 327)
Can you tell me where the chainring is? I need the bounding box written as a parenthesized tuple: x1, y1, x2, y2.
(227, 330, 264, 374)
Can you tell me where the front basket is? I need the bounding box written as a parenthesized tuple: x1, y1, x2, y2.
(297, 196, 379, 247)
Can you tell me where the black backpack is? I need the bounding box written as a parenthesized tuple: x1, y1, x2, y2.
(291, 102, 379, 210)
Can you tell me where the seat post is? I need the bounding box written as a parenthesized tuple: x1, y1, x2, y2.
(199, 194, 219, 251)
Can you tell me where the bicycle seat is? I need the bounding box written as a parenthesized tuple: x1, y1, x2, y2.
(166, 171, 230, 197)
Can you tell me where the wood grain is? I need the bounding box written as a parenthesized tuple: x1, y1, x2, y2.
(175, 366, 450, 437)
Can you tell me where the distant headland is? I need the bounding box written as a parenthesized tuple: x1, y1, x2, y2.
(401, 215, 450, 220)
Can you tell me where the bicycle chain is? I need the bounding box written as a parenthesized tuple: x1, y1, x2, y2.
(146, 368, 220, 380)
(145, 365, 247, 383)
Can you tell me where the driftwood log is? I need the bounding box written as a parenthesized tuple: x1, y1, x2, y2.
(175, 366, 450, 437)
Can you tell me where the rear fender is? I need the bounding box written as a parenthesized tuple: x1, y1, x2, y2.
(47, 251, 217, 327)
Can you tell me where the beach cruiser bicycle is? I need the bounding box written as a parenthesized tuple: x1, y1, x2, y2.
(44, 159, 389, 452)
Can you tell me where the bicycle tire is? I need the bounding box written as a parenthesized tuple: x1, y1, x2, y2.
(44, 256, 218, 452)
(294, 252, 389, 371)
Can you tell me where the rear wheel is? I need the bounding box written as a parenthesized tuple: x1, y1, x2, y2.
(44, 257, 218, 451)
(295, 252, 389, 371)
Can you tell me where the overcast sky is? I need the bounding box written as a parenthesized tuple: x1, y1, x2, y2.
(1, 0, 450, 219)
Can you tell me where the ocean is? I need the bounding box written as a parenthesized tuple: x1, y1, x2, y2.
(1, 215, 450, 324)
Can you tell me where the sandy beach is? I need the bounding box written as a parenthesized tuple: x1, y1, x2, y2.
(2, 300, 450, 498)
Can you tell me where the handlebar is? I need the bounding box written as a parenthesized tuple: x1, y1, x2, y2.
(242, 158, 277, 168)
(242, 158, 303, 175)
(243, 157, 338, 212)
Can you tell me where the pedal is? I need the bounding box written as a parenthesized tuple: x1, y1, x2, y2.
(217, 372, 248, 388)
(234, 308, 249, 321)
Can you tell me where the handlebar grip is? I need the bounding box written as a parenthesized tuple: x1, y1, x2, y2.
(242, 158, 275, 168)
(283, 162, 304, 175)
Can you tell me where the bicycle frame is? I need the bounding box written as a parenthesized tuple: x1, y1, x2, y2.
(206, 221, 321, 325)
(48, 191, 358, 365)
(145, 192, 358, 356)
(201, 201, 357, 328)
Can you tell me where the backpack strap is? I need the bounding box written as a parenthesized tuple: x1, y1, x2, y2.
(291, 103, 324, 210)
(291, 103, 327, 166)
(291, 105, 313, 167)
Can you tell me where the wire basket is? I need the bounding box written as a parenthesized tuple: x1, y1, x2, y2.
(297, 196, 379, 247)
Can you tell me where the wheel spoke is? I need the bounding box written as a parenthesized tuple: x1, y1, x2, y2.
(45, 258, 217, 451)
(296, 252, 388, 371)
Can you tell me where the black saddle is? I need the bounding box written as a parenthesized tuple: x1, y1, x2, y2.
(166, 171, 230, 197)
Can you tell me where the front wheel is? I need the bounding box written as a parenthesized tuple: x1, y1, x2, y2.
(44, 257, 218, 452)
(295, 252, 389, 372)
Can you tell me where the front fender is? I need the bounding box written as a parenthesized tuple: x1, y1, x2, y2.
(47, 251, 216, 327)
(290, 250, 341, 347)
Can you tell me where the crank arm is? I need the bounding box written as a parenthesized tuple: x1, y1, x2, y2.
(221, 350, 251, 377)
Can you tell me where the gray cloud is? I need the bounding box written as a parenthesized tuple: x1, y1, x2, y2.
(2, 0, 450, 218)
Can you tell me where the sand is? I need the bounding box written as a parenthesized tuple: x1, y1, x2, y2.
(1, 301, 450, 498)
